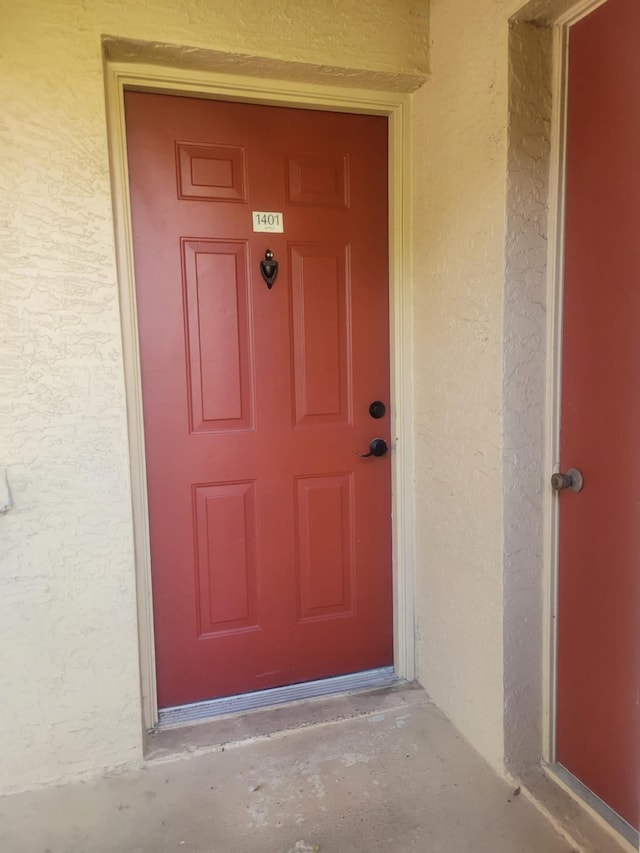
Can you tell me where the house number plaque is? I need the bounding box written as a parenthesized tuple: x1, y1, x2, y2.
(252, 211, 284, 233)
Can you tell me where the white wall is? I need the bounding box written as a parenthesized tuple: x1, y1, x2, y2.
(0, 0, 427, 794)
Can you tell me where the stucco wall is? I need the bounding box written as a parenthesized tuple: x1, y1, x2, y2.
(412, 0, 575, 776)
(412, 0, 554, 774)
(412, 0, 511, 773)
(0, 0, 427, 794)
(503, 18, 553, 773)
(1, 0, 570, 794)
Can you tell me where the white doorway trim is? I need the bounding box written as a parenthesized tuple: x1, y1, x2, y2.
(104, 60, 416, 730)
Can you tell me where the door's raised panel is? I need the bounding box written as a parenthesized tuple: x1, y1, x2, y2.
(295, 474, 354, 620)
(182, 240, 253, 433)
(194, 481, 258, 637)
(290, 244, 352, 425)
(287, 154, 349, 207)
(176, 142, 247, 202)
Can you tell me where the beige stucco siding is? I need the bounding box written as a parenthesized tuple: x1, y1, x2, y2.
(413, 0, 564, 774)
(0, 0, 427, 794)
(412, 0, 516, 773)
(1, 0, 554, 793)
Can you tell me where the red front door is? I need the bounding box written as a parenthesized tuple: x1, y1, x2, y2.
(556, 0, 640, 832)
(125, 93, 393, 709)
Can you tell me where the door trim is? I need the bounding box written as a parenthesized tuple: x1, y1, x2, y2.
(104, 60, 415, 730)
(542, 9, 569, 769)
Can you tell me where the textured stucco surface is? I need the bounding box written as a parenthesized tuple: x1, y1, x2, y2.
(412, 0, 510, 773)
(102, 32, 429, 92)
(412, 0, 575, 778)
(503, 20, 553, 772)
(0, 0, 427, 794)
(2, 0, 572, 796)
(411, 0, 559, 774)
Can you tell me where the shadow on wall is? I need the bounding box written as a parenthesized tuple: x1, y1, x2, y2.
(502, 0, 570, 774)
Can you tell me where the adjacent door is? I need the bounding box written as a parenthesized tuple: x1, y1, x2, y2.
(125, 93, 393, 709)
(555, 0, 640, 832)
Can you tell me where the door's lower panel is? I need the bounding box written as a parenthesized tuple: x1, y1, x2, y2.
(158, 666, 397, 729)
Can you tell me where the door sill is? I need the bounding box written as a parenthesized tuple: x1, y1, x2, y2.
(550, 763, 639, 849)
(157, 666, 398, 729)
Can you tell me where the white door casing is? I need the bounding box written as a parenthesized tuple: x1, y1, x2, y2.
(104, 60, 416, 730)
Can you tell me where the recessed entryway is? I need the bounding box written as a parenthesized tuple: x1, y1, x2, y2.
(105, 60, 416, 732)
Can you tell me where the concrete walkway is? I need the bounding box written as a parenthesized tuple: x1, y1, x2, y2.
(0, 685, 576, 853)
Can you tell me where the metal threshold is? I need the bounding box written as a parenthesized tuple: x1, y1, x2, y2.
(551, 763, 639, 849)
(158, 666, 398, 729)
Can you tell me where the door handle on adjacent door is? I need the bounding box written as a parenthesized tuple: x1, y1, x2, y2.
(357, 438, 388, 458)
(551, 467, 584, 493)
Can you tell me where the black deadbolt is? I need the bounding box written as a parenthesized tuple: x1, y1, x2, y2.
(369, 400, 386, 419)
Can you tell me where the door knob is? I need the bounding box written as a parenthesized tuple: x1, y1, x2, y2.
(357, 438, 388, 458)
(551, 467, 584, 493)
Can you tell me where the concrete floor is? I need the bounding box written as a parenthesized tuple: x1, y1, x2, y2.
(0, 685, 578, 853)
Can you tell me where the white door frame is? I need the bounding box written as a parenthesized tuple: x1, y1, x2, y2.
(104, 60, 416, 729)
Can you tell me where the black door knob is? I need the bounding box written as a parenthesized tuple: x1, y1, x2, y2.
(357, 438, 388, 458)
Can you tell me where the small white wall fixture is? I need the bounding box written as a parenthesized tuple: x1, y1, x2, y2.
(104, 57, 416, 730)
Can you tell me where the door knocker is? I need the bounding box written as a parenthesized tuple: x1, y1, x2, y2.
(260, 250, 279, 289)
